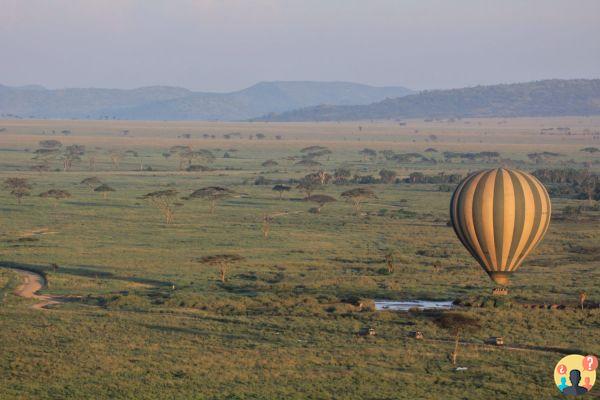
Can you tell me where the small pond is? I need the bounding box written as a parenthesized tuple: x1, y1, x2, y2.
(375, 300, 454, 311)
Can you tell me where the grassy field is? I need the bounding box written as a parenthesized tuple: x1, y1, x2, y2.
(0, 117, 598, 399)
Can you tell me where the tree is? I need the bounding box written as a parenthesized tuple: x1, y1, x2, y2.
(39, 189, 72, 206)
(33, 148, 61, 168)
(30, 164, 49, 173)
(272, 184, 291, 200)
(80, 177, 102, 190)
(262, 160, 278, 168)
(581, 147, 599, 154)
(87, 152, 98, 171)
(109, 150, 124, 170)
(125, 150, 146, 171)
(334, 168, 352, 184)
(38, 139, 62, 149)
(379, 169, 397, 184)
(187, 186, 238, 213)
(142, 189, 178, 224)
(260, 211, 298, 239)
(3, 177, 32, 205)
(359, 148, 377, 161)
(196, 254, 245, 283)
(294, 159, 322, 169)
(169, 146, 215, 170)
(62, 144, 85, 171)
(297, 171, 331, 198)
(94, 184, 115, 199)
(303, 149, 332, 160)
(300, 145, 328, 154)
(297, 179, 319, 198)
(582, 173, 598, 205)
(340, 188, 377, 214)
(308, 170, 332, 185)
(306, 194, 336, 213)
(433, 313, 481, 366)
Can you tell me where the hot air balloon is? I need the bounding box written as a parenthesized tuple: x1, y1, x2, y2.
(450, 168, 551, 286)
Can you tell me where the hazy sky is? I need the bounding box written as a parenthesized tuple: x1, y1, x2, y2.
(1, 0, 599, 92)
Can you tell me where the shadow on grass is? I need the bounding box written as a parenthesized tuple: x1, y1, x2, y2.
(0, 261, 173, 288)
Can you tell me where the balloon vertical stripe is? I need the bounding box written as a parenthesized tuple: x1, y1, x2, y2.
(450, 168, 551, 285)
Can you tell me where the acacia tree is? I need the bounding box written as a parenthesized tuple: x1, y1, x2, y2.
(109, 150, 124, 170)
(142, 189, 178, 224)
(272, 184, 291, 200)
(187, 186, 237, 213)
(433, 313, 481, 366)
(582, 173, 598, 205)
(39, 139, 63, 150)
(300, 145, 328, 154)
(33, 140, 62, 170)
(169, 145, 191, 170)
(3, 177, 32, 205)
(297, 172, 331, 198)
(196, 254, 245, 283)
(297, 179, 318, 198)
(124, 150, 145, 171)
(94, 184, 115, 199)
(359, 148, 377, 162)
(581, 147, 599, 154)
(30, 164, 49, 173)
(379, 169, 397, 184)
(294, 159, 322, 170)
(62, 144, 85, 171)
(262, 160, 278, 168)
(334, 168, 352, 184)
(260, 211, 296, 239)
(340, 188, 377, 214)
(87, 149, 99, 171)
(33, 148, 61, 168)
(39, 189, 72, 206)
(80, 177, 102, 190)
(170, 146, 215, 170)
(306, 194, 336, 213)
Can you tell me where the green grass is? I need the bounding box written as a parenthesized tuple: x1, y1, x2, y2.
(0, 118, 598, 399)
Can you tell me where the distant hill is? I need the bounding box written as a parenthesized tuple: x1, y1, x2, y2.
(254, 79, 600, 121)
(0, 81, 413, 121)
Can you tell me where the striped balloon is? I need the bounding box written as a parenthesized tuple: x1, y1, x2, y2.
(450, 168, 551, 285)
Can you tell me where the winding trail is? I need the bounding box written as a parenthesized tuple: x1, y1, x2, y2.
(12, 268, 61, 309)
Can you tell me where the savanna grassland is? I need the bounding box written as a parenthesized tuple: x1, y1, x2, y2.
(0, 117, 598, 400)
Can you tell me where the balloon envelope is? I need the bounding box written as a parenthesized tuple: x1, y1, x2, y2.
(450, 168, 551, 285)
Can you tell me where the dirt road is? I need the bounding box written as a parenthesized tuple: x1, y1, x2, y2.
(12, 268, 60, 309)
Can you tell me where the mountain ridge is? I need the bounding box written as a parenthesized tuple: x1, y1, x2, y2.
(254, 79, 600, 121)
(0, 81, 413, 121)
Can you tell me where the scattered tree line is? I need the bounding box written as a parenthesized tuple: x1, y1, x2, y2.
(533, 169, 599, 202)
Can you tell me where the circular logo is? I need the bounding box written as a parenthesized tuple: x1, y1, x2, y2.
(554, 354, 597, 396)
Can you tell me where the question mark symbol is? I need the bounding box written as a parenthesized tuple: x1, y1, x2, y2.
(583, 355, 598, 371)
(557, 364, 567, 374)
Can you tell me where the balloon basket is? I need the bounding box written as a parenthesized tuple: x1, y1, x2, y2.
(492, 287, 508, 296)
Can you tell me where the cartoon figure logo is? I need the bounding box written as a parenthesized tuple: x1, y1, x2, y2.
(554, 354, 597, 396)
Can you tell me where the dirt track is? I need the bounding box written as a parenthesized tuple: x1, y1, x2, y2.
(12, 268, 60, 309)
